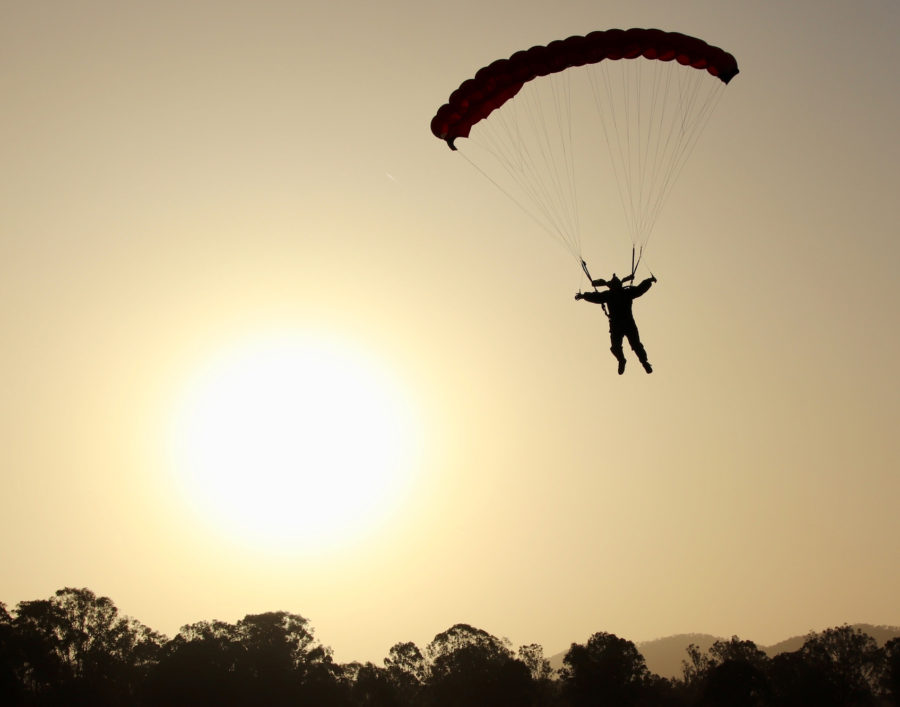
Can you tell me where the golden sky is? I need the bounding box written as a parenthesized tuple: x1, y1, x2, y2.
(2, 0, 898, 664)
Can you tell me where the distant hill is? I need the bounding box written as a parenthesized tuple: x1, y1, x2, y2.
(549, 624, 900, 680)
(635, 633, 721, 680)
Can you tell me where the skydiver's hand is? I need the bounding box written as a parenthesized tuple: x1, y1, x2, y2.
(575, 292, 584, 300)
(651, 276, 657, 283)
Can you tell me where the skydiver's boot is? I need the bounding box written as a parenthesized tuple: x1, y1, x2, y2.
(611, 347, 626, 375)
(630, 338, 651, 374)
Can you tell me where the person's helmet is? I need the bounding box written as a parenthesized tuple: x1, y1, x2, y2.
(608, 274, 622, 288)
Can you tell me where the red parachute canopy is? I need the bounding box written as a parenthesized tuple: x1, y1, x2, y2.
(431, 28, 739, 149)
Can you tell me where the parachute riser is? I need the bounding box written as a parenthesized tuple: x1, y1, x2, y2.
(581, 259, 598, 291)
(629, 245, 644, 281)
(580, 258, 610, 319)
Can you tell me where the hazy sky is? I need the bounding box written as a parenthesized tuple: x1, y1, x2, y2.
(2, 0, 898, 664)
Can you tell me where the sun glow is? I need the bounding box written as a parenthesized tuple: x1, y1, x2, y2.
(168, 331, 422, 554)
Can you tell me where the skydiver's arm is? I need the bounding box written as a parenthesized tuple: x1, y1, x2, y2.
(630, 277, 655, 298)
(576, 291, 610, 304)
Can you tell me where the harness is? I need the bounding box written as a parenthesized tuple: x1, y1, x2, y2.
(580, 246, 654, 320)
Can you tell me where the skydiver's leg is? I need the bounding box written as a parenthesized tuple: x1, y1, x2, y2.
(609, 330, 626, 375)
(626, 328, 652, 374)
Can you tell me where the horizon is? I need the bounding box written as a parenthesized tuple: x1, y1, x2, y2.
(5, 585, 899, 668)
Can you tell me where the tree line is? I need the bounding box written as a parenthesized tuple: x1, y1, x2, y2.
(1, 587, 898, 706)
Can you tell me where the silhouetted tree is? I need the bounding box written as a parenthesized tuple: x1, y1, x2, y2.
(882, 637, 900, 706)
(560, 631, 651, 707)
(424, 624, 536, 707)
(518, 643, 558, 705)
(768, 648, 832, 707)
(700, 659, 770, 707)
(386, 641, 427, 680)
(799, 625, 881, 706)
(296, 652, 348, 706)
(145, 611, 342, 706)
(346, 661, 405, 707)
(384, 641, 427, 705)
(9, 598, 61, 701)
(768, 626, 883, 707)
(677, 641, 713, 703)
(692, 637, 772, 707)
(236, 611, 325, 704)
(708, 636, 770, 672)
(144, 620, 246, 706)
(426, 624, 510, 663)
(518, 643, 553, 682)
(640, 674, 685, 707)
(0, 602, 24, 705)
(12, 587, 164, 706)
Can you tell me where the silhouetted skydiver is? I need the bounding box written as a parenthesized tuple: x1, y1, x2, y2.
(575, 274, 656, 374)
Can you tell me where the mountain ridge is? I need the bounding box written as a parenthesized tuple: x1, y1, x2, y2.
(548, 623, 900, 679)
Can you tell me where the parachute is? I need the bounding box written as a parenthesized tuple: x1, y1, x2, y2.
(430, 28, 738, 279)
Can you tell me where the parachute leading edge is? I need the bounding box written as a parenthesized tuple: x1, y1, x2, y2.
(431, 28, 739, 149)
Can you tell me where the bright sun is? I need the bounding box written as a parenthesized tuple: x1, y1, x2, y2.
(169, 331, 422, 554)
